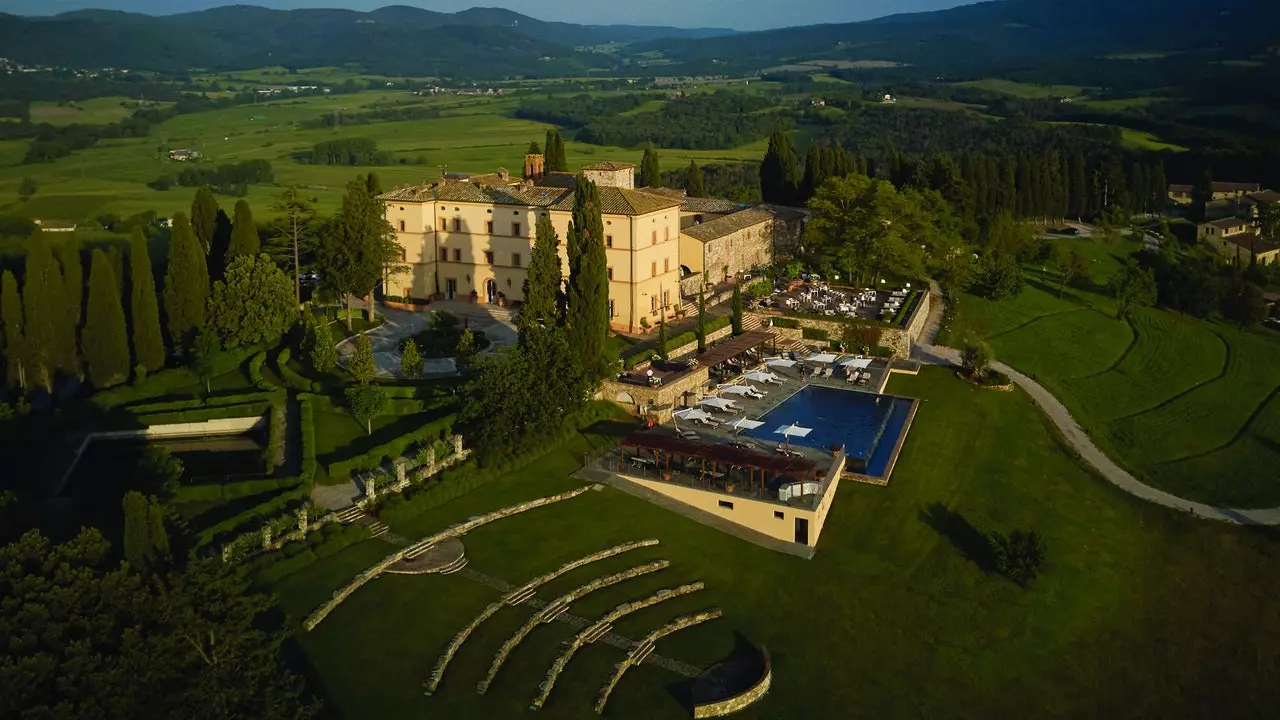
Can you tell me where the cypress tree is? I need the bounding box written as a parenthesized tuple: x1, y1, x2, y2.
(731, 283, 744, 336)
(365, 171, 382, 196)
(555, 133, 568, 172)
(520, 213, 564, 340)
(190, 187, 219, 255)
(566, 175, 608, 379)
(802, 143, 821, 200)
(1, 270, 24, 391)
(760, 130, 800, 205)
(227, 199, 260, 259)
(696, 289, 707, 353)
(122, 491, 150, 567)
(23, 234, 63, 391)
(657, 312, 668, 361)
(544, 129, 556, 170)
(82, 249, 130, 388)
(686, 161, 705, 197)
(56, 241, 83, 332)
(208, 208, 233, 281)
(640, 142, 661, 187)
(147, 498, 170, 561)
(162, 212, 209, 350)
(1067, 151, 1087, 219)
(1149, 162, 1168, 217)
(129, 227, 165, 374)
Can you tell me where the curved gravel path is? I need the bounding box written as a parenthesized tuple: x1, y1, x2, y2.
(911, 283, 1280, 526)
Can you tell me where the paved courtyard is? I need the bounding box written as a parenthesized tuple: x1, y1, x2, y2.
(336, 300, 518, 379)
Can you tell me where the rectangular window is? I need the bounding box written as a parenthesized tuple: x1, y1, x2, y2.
(452, 218, 461, 232)
(439, 218, 448, 231)
(439, 248, 448, 262)
(651, 296, 657, 314)
(651, 230, 657, 245)
(651, 261, 657, 278)
(512, 253, 521, 267)
(606, 235, 614, 248)
(774, 511, 785, 519)
(484, 251, 494, 265)
(663, 258, 669, 273)
(398, 219, 406, 232)
(663, 290, 670, 308)
(486, 221, 494, 234)
(452, 249, 461, 262)
(512, 222, 521, 236)
(718, 500, 734, 510)
(607, 267, 614, 281)
(665, 226, 670, 241)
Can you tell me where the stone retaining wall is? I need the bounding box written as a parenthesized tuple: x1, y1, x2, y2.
(305, 487, 592, 631)
(693, 648, 772, 718)
(748, 290, 931, 359)
(602, 366, 711, 420)
(594, 609, 724, 714)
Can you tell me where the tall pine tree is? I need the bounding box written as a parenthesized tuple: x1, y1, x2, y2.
(190, 187, 219, 255)
(82, 249, 130, 388)
(55, 241, 82, 335)
(1, 270, 23, 391)
(519, 213, 564, 340)
(163, 212, 209, 350)
(208, 208, 233, 281)
(227, 199, 260, 259)
(686, 160, 705, 197)
(566, 175, 608, 379)
(23, 234, 67, 391)
(317, 178, 398, 329)
(640, 142, 661, 187)
(1067, 151, 1088, 220)
(129, 227, 165, 374)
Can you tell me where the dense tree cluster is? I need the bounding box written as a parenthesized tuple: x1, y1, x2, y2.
(302, 102, 442, 129)
(543, 129, 568, 172)
(316, 176, 401, 329)
(517, 93, 652, 128)
(170, 159, 275, 196)
(308, 138, 390, 166)
(578, 92, 781, 149)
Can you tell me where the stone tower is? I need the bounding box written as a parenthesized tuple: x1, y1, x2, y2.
(524, 153, 545, 180)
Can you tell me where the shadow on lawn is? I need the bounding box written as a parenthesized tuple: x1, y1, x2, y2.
(667, 631, 766, 713)
(920, 503, 996, 573)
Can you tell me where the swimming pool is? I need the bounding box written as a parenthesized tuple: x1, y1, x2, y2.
(742, 385, 915, 477)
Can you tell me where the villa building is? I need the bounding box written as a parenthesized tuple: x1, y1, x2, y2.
(1200, 217, 1279, 266)
(379, 154, 782, 333)
(1168, 181, 1262, 205)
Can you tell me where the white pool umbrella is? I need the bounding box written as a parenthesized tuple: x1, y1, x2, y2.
(807, 352, 838, 364)
(743, 370, 779, 383)
(673, 408, 715, 423)
(764, 357, 797, 368)
(720, 385, 755, 396)
(699, 397, 737, 411)
(774, 423, 813, 451)
(724, 417, 765, 435)
(840, 357, 873, 369)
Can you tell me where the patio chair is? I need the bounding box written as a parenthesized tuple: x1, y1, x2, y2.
(676, 428, 699, 440)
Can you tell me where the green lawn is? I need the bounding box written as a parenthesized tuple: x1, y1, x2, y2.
(948, 240, 1280, 506)
(0, 88, 768, 222)
(269, 368, 1280, 719)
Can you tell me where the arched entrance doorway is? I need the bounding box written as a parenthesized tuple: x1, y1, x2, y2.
(485, 278, 498, 304)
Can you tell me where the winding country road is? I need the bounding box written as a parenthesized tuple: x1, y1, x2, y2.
(911, 284, 1280, 526)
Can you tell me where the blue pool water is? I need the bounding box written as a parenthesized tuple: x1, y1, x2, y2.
(742, 385, 915, 477)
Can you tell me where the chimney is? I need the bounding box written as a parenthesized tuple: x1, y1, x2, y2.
(524, 153, 545, 181)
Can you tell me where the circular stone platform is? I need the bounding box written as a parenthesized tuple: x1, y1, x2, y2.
(386, 537, 466, 574)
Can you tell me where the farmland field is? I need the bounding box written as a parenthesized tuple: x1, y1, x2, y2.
(29, 96, 168, 126)
(0, 88, 767, 221)
(270, 368, 1280, 720)
(955, 78, 1089, 98)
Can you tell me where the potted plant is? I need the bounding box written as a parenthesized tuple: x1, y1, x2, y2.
(468, 289, 478, 304)
(725, 480, 735, 494)
(497, 292, 506, 307)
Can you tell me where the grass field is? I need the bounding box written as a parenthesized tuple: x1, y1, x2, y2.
(0, 88, 768, 222)
(29, 97, 169, 126)
(270, 368, 1280, 719)
(955, 79, 1089, 99)
(948, 237, 1280, 506)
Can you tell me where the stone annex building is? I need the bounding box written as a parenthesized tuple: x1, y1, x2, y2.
(379, 153, 787, 333)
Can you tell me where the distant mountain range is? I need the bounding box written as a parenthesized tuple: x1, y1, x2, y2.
(0, 0, 1275, 80)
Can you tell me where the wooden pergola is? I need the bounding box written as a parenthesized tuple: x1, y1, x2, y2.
(618, 432, 820, 495)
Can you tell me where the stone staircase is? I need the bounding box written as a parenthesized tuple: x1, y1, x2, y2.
(334, 506, 365, 524)
(438, 553, 469, 575)
(333, 505, 389, 539)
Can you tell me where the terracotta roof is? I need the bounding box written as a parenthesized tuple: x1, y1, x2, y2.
(550, 186, 683, 216)
(681, 196, 749, 214)
(534, 171, 577, 189)
(1207, 217, 1251, 230)
(1212, 181, 1261, 193)
(1168, 184, 1192, 195)
(681, 207, 775, 243)
(1243, 190, 1280, 205)
(635, 186, 687, 200)
(1222, 233, 1280, 254)
(581, 161, 636, 171)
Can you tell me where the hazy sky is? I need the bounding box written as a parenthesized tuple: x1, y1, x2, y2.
(0, 0, 976, 31)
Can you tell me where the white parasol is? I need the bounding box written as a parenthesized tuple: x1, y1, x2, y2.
(719, 385, 756, 396)
(773, 422, 813, 451)
(724, 417, 765, 436)
(743, 369, 780, 383)
(673, 408, 715, 423)
(764, 357, 797, 368)
(807, 352, 839, 364)
(840, 357, 874, 369)
(698, 397, 738, 412)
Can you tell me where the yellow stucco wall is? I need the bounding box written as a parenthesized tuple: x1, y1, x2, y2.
(624, 474, 827, 547)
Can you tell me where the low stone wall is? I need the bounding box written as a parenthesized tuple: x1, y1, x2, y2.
(358, 434, 470, 509)
(425, 538, 660, 694)
(494, 558, 670, 702)
(383, 299, 432, 312)
(594, 608, 725, 714)
(603, 366, 711, 420)
(748, 290, 931, 359)
(693, 648, 773, 719)
(305, 487, 593, 631)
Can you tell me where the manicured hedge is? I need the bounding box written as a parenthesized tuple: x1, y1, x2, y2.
(326, 414, 455, 479)
(254, 523, 373, 583)
(802, 327, 829, 341)
(248, 351, 268, 388)
(378, 401, 619, 527)
(385, 398, 428, 414)
(136, 401, 274, 426)
(299, 394, 318, 483)
(892, 290, 923, 327)
(172, 476, 301, 503)
(771, 317, 800, 329)
(197, 484, 312, 545)
(623, 315, 733, 369)
(125, 390, 276, 415)
(276, 348, 318, 392)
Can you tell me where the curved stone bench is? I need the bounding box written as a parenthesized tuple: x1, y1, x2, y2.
(480, 560, 669, 695)
(529, 582, 705, 709)
(593, 609, 724, 714)
(423, 538, 660, 694)
(305, 487, 592, 632)
(692, 647, 772, 718)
